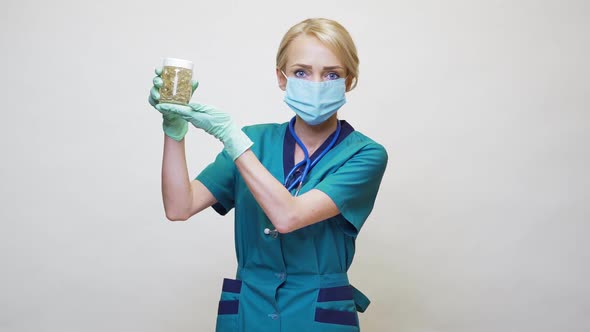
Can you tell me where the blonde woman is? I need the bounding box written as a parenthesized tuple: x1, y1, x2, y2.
(149, 17, 388, 331)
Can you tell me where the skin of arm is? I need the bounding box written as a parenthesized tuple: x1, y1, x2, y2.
(234, 149, 340, 234)
(161, 135, 216, 221)
(162, 135, 340, 232)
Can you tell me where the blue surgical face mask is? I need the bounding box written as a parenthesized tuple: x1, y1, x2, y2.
(282, 72, 347, 126)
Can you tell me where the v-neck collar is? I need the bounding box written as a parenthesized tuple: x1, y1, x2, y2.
(282, 119, 355, 184)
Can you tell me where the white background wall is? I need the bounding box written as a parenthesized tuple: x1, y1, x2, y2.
(1, 0, 588, 331)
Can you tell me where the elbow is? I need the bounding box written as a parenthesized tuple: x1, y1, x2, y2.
(165, 211, 189, 222)
(273, 213, 299, 234)
(274, 223, 292, 234)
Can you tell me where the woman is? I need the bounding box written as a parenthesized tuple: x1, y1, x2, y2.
(149, 17, 388, 332)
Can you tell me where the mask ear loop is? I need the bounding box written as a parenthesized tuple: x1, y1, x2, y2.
(280, 70, 290, 88)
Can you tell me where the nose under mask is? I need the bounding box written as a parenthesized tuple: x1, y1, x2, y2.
(282, 71, 347, 126)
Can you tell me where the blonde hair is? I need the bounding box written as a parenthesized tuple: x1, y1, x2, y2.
(276, 18, 360, 91)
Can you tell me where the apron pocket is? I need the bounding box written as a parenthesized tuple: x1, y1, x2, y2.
(218, 300, 239, 315)
(315, 307, 358, 326)
(318, 285, 354, 302)
(215, 278, 242, 332)
(314, 286, 359, 330)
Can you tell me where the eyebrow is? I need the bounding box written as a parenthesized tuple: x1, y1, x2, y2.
(290, 64, 345, 70)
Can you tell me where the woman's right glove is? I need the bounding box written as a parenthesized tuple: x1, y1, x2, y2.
(148, 67, 199, 141)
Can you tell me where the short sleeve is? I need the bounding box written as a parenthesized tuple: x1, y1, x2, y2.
(195, 149, 237, 215)
(315, 143, 388, 237)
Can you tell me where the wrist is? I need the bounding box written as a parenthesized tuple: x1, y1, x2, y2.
(223, 124, 253, 160)
(162, 113, 188, 141)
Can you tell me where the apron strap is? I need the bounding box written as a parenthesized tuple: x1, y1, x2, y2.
(351, 285, 370, 313)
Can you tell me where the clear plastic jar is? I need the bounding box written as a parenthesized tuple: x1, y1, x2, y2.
(160, 58, 193, 105)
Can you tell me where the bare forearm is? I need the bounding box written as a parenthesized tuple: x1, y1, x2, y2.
(234, 151, 298, 232)
(234, 148, 341, 234)
(161, 135, 193, 220)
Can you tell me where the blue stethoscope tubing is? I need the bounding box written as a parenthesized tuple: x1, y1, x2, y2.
(284, 116, 341, 196)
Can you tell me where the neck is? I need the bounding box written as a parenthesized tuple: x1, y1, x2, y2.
(293, 115, 338, 151)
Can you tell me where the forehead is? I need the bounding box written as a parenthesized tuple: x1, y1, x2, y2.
(286, 34, 343, 67)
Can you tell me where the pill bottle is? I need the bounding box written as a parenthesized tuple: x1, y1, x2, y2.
(160, 58, 193, 105)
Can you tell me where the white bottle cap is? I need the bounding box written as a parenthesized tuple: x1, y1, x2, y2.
(163, 57, 193, 70)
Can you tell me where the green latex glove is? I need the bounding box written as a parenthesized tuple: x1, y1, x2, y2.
(156, 103, 253, 160)
(148, 67, 199, 141)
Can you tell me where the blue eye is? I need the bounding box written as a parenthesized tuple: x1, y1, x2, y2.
(294, 70, 307, 78)
(325, 72, 340, 80)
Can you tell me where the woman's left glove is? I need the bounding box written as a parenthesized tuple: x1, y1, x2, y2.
(156, 103, 253, 160)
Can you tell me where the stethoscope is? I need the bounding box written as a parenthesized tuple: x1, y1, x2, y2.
(264, 116, 341, 238)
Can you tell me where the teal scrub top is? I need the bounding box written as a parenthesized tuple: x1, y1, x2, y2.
(196, 120, 388, 332)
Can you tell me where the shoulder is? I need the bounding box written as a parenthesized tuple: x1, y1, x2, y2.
(342, 125, 388, 165)
(242, 122, 288, 140)
(241, 122, 289, 157)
